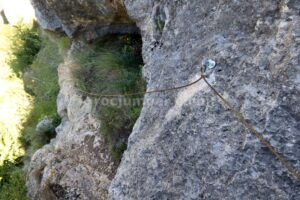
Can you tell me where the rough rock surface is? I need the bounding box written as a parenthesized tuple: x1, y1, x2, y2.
(27, 0, 300, 199)
(30, 0, 137, 37)
(27, 44, 118, 200)
(110, 0, 300, 199)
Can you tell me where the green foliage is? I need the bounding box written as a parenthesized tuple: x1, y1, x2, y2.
(100, 104, 142, 161)
(0, 23, 35, 199)
(100, 105, 141, 139)
(4, 23, 64, 151)
(75, 35, 143, 94)
(74, 34, 145, 161)
(0, 159, 28, 200)
(20, 34, 64, 151)
(58, 36, 71, 55)
(111, 143, 127, 161)
(7, 21, 42, 76)
(0, 22, 69, 198)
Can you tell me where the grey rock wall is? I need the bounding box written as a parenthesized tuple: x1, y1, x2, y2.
(30, 0, 137, 37)
(109, 0, 300, 199)
(27, 0, 300, 199)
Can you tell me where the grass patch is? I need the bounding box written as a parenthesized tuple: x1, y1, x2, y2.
(74, 34, 145, 161)
(20, 35, 65, 152)
(58, 36, 71, 55)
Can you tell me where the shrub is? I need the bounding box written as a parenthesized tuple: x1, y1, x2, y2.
(74, 34, 145, 161)
(0, 21, 69, 198)
(0, 159, 28, 200)
(7, 21, 42, 76)
(0, 23, 34, 199)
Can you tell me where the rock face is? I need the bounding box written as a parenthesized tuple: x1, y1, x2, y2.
(30, 0, 137, 37)
(27, 0, 300, 199)
(27, 44, 118, 200)
(109, 0, 300, 199)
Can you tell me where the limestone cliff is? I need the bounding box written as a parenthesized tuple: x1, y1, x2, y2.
(28, 0, 300, 199)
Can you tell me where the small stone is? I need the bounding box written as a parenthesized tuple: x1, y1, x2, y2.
(202, 58, 216, 69)
(36, 116, 54, 134)
(286, 16, 293, 21)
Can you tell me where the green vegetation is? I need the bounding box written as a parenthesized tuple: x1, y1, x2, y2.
(7, 21, 42, 76)
(0, 21, 36, 200)
(20, 34, 67, 152)
(74, 34, 145, 161)
(0, 19, 140, 198)
(0, 160, 27, 200)
(57, 35, 72, 55)
(0, 21, 70, 199)
(100, 105, 142, 161)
